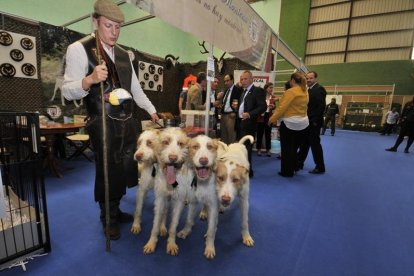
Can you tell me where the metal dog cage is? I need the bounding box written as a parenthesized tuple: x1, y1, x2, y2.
(0, 111, 50, 271)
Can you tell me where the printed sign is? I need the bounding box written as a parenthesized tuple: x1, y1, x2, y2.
(234, 70, 276, 88)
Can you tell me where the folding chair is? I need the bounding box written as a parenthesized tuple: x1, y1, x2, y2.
(65, 115, 93, 162)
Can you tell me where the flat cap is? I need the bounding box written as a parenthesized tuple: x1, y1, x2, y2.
(94, 0, 124, 23)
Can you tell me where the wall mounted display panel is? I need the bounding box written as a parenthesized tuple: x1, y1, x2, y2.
(347, 49, 412, 63)
(352, 0, 414, 17)
(306, 37, 347, 54)
(307, 21, 349, 40)
(305, 53, 344, 65)
(309, 2, 350, 23)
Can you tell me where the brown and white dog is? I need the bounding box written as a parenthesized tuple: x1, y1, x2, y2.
(177, 134, 220, 259)
(131, 129, 167, 236)
(143, 127, 194, 256)
(216, 135, 255, 247)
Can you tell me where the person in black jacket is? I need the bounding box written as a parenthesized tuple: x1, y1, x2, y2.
(322, 98, 339, 136)
(297, 71, 326, 174)
(220, 74, 242, 144)
(386, 96, 414, 153)
(233, 70, 267, 177)
(62, 0, 159, 240)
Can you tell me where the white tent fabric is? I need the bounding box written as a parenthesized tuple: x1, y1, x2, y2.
(127, 0, 272, 70)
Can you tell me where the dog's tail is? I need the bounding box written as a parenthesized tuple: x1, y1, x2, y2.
(238, 135, 254, 145)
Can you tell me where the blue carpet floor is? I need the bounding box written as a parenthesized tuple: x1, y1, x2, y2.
(2, 129, 414, 276)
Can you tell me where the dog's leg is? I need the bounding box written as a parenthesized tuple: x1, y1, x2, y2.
(131, 177, 150, 234)
(143, 194, 166, 254)
(166, 199, 185, 256)
(177, 199, 197, 239)
(204, 202, 218, 259)
(159, 210, 168, 237)
(240, 193, 254, 247)
(199, 204, 208, 220)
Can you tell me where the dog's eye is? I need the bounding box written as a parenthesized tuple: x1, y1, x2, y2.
(162, 140, 169, 145)
(217, 175, 224, 182)
(178, 141, 185, 147)
(192, 145, 199, 150)
(146, 140, 152, 146)
(137, 140, 142, 146)
(207, 144, 213, 150)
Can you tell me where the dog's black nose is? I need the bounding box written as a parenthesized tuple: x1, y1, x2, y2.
(221, 195, 231, 206)
(199, 157, 208, 166)
(168, 154, 178, 162)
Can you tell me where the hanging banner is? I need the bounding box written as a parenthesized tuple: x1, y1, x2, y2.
(127, 0, 272, 70)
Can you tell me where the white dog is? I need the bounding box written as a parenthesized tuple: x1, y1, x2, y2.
(216, 135, 255, 247)
(131, 129, 167, 236)
(143, 127, 194, 256)
(177, 134, 220, 259)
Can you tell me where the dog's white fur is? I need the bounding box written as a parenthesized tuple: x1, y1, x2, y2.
(216, 135, 254, 247)
(131, 129, 167, 236)
(176, 135, 220, 259)
(143, 127, 194, 256)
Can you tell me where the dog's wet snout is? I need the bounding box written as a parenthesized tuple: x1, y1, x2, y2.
(221, 194, 231, 205)
(168, 154, 178, 163)
(135, 152, 143, 161)
(199, 157, 208, 166)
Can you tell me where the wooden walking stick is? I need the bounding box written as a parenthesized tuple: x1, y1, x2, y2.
(95, 31, 111, 252)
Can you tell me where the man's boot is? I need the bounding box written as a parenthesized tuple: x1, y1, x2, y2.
(99, 201, 121, 240)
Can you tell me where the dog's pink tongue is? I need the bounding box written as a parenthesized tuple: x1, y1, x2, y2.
(166, 165, 176, 185)
(198, 168, 209, 178)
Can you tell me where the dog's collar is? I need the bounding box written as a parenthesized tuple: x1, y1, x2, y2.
(151, 165, 156, 177)
(191, 176, 197, 188)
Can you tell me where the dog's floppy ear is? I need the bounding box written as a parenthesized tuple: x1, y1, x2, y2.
(235, 164, 250, 181)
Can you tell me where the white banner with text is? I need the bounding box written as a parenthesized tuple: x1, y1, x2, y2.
(127, 0, 272, 70)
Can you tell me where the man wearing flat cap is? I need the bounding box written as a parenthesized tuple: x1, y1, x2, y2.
(62, 0, 159, 240)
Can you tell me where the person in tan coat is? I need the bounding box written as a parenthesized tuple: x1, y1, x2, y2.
(269, 72, 309, 177)
(186, 72, 207, 110)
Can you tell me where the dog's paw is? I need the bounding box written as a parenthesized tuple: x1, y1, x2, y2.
(143, 240, 156, 254)
(204, 245, 216, 259)
(199, 209, 208, 220)
(130, 223, 141, 234)
(242, 234, 254, 247)
(177, 229, 191, 239)
(159, 225, 168, 237)
(166, 242, 179, 256)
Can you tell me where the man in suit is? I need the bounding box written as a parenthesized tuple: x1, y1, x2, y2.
(297, 71, 326, 174)
(233, 70, 266, 177)
(220, 74, 242, 144)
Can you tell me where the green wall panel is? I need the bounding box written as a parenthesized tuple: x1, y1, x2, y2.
(309, 61, 414, 95)
(279, 0, 310, 59)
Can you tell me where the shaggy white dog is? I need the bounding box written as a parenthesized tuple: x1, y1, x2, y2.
(216, 135, 255, 247)
(143, 127, 194, 256)
(177, 134, 220, 259)
(131, 129, 166, 236)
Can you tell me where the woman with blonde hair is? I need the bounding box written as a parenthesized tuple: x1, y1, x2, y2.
(269, 72, 309, 177)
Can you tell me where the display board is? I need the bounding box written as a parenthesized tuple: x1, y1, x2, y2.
(138, 61, 163, 92)
(0, 30, 38, 79)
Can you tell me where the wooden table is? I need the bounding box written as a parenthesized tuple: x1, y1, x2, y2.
(40, 122, 85, 177)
